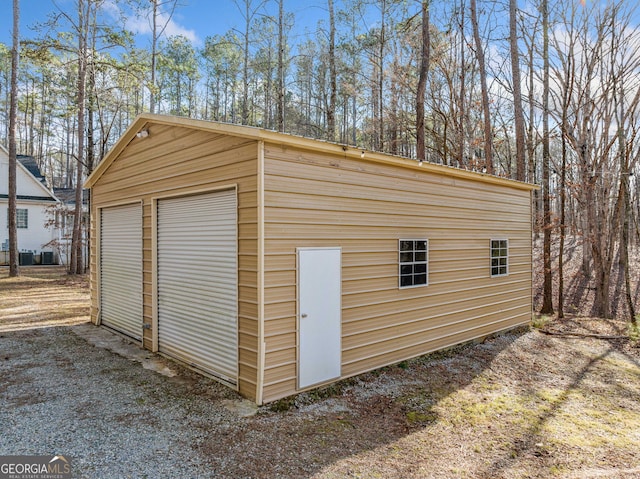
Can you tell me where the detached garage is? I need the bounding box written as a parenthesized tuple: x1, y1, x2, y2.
(86, 113, 537, 404)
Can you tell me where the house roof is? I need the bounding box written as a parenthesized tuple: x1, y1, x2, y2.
(17, 155, 47, 186)
(85, 113, 539, 192)
(0, 145, 59, 202)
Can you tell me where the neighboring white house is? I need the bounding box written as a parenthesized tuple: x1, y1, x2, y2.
(0, 145, 60, 265)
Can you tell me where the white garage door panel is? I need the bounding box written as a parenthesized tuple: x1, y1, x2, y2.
(157, 190, 238, 384)
(100, 203, 143, 340)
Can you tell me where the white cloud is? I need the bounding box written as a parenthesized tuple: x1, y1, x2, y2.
(103, 0, 200, 46)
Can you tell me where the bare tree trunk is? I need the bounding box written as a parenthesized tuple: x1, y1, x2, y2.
(149, 0, 178, 114)
(540, 0, 553, 314)
(613, 45, 635, 323)
(557, 52, 572, 319)
(70, 0, 88, 275)
(470, 0, 492, 174)
(558, 131, 567, 318)
(8, 0, 20, 277)
(620, 168, 635, 322)
(510, 0, 526, 181)
(458, 0, 466, 167)
(277, 0, 285, 132)
(86, 7, 96, 173)
(526, 28, 540, 240)
(150, 0, 157, 114)
(327, 0, 336, 141)
(416, 0, 430, 163)
(241, 1, 251, 124)
(377, 0, 386, 152)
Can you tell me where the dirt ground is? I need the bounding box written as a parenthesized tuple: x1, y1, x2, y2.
(1, 266, 640, 478)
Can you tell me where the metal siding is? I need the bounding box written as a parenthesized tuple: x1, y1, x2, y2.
(157, 189, 238, 384)
(260, 145, 533, 403)
(100, 203, 143, 340)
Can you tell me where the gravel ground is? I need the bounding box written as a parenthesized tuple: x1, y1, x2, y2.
(0, 324, 245, 478)
(2, 320, 639, 478)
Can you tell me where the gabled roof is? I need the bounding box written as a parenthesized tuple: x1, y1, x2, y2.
(0, 144, 59, 202)
(85, 113, 538, 192)
(18, 155, 47, 186)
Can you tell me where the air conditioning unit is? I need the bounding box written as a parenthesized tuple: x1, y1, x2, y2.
(19, 252, 34, 266)
(42, 251, 54, 265)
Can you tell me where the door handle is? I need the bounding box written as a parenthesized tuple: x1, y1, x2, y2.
(301, 313, 308, 318)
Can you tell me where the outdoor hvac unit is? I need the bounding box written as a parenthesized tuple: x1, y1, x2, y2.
(19, 252, 34, 266)
(41, 251, 54, 265)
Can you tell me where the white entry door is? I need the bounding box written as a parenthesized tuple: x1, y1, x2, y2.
(298, 247, 341, 389)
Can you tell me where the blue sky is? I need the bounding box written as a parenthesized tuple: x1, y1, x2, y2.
(0, 0, 329, 48)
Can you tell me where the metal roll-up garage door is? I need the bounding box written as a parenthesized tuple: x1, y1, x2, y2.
(100, 203, 143, 340)
(157, 189, 238, 384)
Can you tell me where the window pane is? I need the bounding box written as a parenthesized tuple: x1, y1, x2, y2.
(400, 252, 413, 263)
(415, 252, 426, 262)
(400, 275, 413, 287)
(401, 264, 413, 275)
(400, 240, 413, 251)
(415, 274, 427, 285)
(415, 263, 427, 274)
(415, 240, 427, 251)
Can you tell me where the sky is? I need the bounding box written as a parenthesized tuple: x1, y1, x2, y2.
(0, 0, 329, 48)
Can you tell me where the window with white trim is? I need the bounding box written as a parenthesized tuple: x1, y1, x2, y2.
(7, 208, 28, 229)
(490, 239, 508, 276)
(399, 239, 428, 288)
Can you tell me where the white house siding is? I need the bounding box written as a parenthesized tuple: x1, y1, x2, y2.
(0, 200, 57, 253)
(0, 148, 59, 262)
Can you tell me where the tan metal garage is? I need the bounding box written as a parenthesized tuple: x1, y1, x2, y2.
(86, 113, 537, 405)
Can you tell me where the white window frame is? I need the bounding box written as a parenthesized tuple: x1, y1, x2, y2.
(490, 238, 509, 277)
(399, 239, 429, 289)
(7, 208, 28, 229)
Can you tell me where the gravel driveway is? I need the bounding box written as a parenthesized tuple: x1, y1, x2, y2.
(1, 321, 418, 478)
(0, 324, 253, 478)
(3, 316, 639, 479)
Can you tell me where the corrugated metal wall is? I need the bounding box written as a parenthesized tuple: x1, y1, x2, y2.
(260, 144, 533, 402)
(89, 124, 259, 400)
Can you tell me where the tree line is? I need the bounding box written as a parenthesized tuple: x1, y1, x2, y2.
(2, 0, 640, 322)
